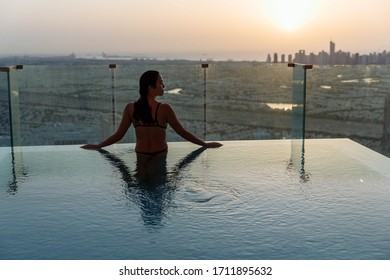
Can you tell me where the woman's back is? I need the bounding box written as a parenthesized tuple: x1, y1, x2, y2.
(132, 101, 168, 155)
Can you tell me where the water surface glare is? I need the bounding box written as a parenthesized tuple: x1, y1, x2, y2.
(1, 139, 389, 260)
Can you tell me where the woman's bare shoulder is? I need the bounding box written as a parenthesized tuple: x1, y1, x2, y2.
(125, 102, 135, 111)
(160, 103, 174, 111)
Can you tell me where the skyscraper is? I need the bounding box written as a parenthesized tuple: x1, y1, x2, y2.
(329, 41, 336, 64)
(330, 41, 335, 55)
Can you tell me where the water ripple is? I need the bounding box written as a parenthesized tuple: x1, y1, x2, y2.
(177, 179, 240, 212)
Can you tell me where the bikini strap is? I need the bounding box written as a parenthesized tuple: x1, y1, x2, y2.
(154, 103, 161, 123)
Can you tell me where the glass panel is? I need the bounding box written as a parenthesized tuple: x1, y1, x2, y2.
(0, 66, 22, 147)
(8, 68, 22, 147)
(0, 68, 11, 146)
(291, 63, 307, 139)
(384, 94, 390, 152)
(307, 65, 390, 155)
(205, 62, 292, 140)
(112, 63, 204, 143)
(18, 64, 112, 145)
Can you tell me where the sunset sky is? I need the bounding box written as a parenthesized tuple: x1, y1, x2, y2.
(1, 0, 389, 60)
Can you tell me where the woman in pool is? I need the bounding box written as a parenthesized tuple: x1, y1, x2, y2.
(81, 70, 222, 154)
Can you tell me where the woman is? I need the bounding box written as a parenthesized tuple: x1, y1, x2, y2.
(81, 70, 222, 153)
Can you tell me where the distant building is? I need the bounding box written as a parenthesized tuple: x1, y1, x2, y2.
(273, 53, 278, 63)
(330, 41, 335, 55)
(354, 53, 360, 65)
(266, 54, 272, 63)
(329, 41, 336, 64)
(296, 50, 306, 63)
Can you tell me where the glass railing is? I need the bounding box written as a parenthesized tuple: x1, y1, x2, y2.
(0, 68, 10, 146)
(306, 65, 390, 155)
(289, 63, 312, 140)
(17, 64, 117, 145)
(203, 63, 292, 140)
(1, 62, 292, 146)
(0, 65, 23, 147)
(1, 61, 389, 156)
(385, 96, 390, 151)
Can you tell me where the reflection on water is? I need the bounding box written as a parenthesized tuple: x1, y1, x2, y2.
(98, 147, 206, 228)
(265, 103, 292, 111)
(3, 145, 207, 228)
(289, 139, 310, 184)
(6, 147, 28, 195)
(165, 88, 182, 94)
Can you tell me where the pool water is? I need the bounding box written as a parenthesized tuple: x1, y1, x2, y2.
(1, 139, 389, 260)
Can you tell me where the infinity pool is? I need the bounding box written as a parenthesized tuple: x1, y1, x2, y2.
(1, 139, 389, 260)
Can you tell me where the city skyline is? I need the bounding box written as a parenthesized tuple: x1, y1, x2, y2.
(268, 41, 390, 65)
(1, 0, 390, 61)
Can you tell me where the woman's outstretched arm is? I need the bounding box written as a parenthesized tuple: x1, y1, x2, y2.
(165, 104, 222, 148)
(81, 103, 133, 150)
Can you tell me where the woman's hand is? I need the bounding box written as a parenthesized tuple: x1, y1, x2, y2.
(205, 142, 223, 148)
(80, 144, 100, 150)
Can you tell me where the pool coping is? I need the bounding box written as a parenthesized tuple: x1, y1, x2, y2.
(1, 138, 389, 178)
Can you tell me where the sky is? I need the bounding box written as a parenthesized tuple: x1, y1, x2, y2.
(1, 0, 390, 60)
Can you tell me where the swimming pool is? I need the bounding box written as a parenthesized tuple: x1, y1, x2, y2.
(1, 139, 389, 260)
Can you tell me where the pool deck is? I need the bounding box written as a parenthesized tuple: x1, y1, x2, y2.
(303, 138, 390, 179)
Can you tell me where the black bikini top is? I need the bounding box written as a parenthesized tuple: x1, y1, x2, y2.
(133, 102, 167, 129)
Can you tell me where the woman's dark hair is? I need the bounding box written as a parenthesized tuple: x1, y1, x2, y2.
(133, 70, 160, 124)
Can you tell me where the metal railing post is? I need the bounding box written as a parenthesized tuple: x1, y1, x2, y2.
(201, 63, 208, 140)
(109, 64, 117, 134)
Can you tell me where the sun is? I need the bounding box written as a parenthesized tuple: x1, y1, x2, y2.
(260, 0, 317, 31)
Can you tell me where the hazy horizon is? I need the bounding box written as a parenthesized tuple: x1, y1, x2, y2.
(2, 0, 390, 61)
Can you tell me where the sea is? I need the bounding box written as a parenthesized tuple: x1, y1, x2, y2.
(1, 58, 389, 156)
